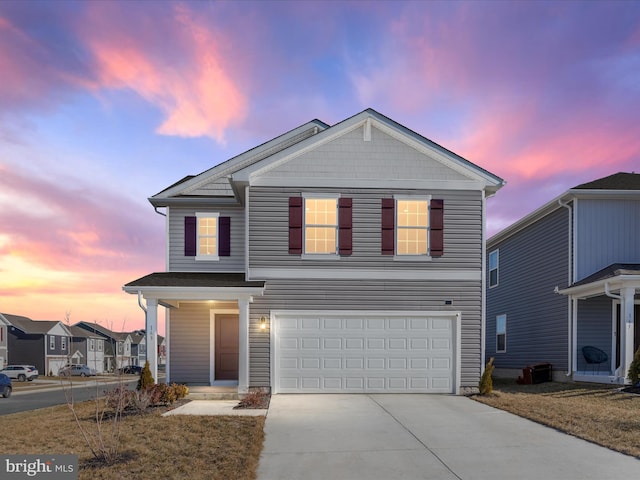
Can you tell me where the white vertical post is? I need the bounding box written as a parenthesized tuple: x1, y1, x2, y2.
(238, 297, 250, 394)
(146, 298, 159, 383)
(622, 287, 636, 383)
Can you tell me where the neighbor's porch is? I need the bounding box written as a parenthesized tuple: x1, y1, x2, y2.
(559, 266, 639, 385)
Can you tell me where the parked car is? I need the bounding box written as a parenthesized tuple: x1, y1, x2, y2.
(58, 365, 96, 377)
(118, 365, 142, 375)
(0, 373, 11, 398)
(0, 365, 38, 382)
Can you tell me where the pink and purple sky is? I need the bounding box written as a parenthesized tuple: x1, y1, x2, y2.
(1, 1, 638, 333)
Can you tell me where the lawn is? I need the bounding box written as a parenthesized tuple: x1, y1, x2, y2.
(473, 379, 640, 458)
(1, 400, 265, 479)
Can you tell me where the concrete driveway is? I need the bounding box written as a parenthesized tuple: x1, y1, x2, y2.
(258, 394, 639, 480)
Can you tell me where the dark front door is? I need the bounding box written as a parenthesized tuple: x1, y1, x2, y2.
(214, 314, 239, 380)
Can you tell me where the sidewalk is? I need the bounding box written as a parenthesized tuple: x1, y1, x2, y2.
(10, 375, 155, 396)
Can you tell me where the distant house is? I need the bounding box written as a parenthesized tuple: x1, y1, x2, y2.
(124, 108, 505, 394)
(68, 325, 105, 373)
(74, 322, 132, 371)
(158, 335, 166, 366)
(129, 331, 147, 367)
(486, 172, 640, 384)
(0, 314, 9, 369)
(1, 313, 72, 375)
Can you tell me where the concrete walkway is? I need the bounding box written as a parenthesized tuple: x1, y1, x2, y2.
(258, 394, 639, 480)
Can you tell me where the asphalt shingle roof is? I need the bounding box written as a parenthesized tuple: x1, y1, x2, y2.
(573, 172, 640, 190)
(125, 272, 265, 288)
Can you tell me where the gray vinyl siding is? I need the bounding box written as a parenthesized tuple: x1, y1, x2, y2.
(576, 296, 613, 372)
(168, 206, 245, 272)
(7, 334, 45, 374)
(248, 187, 483, 271)
(249, 279, 482, 387)
(576, 198, 640, 280)
(247, 186, 485, 388)
(486, 207, 570, 370)
(169, 304, 210, 384)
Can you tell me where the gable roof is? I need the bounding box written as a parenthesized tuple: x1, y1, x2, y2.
(74, 321, 126, 341)
(574, 172, 640, 190)
(151, 108, 504, 206)
(489, 171, 640, 247)
(0, 313, 72, 336)
(68, 325, 102, 339)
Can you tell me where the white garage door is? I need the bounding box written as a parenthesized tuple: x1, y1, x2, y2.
(273, 311, 459, 394)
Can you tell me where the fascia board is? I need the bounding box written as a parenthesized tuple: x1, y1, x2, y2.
(149, 196, 242, 208)
(153, 120, 328, 200)
(249, 176, 487, 191)
(123, 285, 265, 301)
(557, 275, 640, 297)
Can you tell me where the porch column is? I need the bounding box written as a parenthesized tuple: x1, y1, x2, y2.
(238, 297, 250, 394)
(146, 298, 158, 383)
(621, 287, 636, 383)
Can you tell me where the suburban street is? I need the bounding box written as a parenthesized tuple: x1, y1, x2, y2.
(0, 379, 138, 416)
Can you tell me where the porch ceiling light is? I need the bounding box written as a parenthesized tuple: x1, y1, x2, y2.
(260, 316, 268, 331)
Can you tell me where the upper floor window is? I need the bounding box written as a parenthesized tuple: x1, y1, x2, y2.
(90, 339, 95, 351)
(197, 212, 219, 260)
(489, 250, 499, 287)
(98, 340, 103, 352)
(49, 335, 55, 350)
(305, 197, 338, 254)
(61, 337, 67, 351)
(289, 196, 352, 256)
(382, 197, 444, 258)
(184, 213, 231, 260)
(496, 314, 506, 352)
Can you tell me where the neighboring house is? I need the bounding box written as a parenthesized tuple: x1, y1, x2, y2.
(129, 331, 147, 366)
(124, 108, 504, 394)
(0, 314, 9, 369)
(1, 313, 72, 375)
(68, 325, 105, 373)
(74, 322, 131, 371)
(486, 172, 640, 385)
(158, 335, 166, 366)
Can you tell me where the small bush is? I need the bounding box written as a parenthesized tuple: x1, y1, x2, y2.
(236, 388, 270, 409)
(172, 383, 189, 400)
(628, 346, 640, 386)
(478, 357, 495, 395)
(137, 361, 155, 391)
(131, 389, 153, 413)
(104, 386, 133, 414)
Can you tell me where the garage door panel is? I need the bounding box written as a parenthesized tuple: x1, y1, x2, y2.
(275, 312, 456, 393)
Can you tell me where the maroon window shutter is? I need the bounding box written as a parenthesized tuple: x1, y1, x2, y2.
(430, 199, 444, 256)
(289, 197, 303, 254)
(184, 216, 197, 256)
(381, 198, 395, 255)
(219, 216, 231, 256)
(338, 197, 353, 255)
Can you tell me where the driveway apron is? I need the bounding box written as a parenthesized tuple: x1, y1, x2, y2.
(257, 394, 639, 480)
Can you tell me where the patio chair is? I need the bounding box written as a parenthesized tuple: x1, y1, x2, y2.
(581, 346, 608, 373)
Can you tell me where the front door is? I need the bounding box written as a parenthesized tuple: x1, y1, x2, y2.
(214, 314, 239, 380)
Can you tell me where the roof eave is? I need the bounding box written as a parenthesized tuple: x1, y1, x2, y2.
(123, 285, 265, 301)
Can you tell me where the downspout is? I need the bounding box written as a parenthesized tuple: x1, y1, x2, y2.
(154, 206, 166, 217)
(558, 198, 573, 377)
(137, 291, 150, 366)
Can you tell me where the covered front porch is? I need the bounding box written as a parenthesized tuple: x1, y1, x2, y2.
(123, 272, 265, 394)
(559, 264, 640, 384)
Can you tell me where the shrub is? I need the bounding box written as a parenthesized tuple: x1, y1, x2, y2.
(131, 389, 154, 413)
(628, 346, 640, 386)
(478, 357, 495, 395)
(172, 383, 189, 400)
(137, 361, 155, 391)
(237, 388, 270, 409)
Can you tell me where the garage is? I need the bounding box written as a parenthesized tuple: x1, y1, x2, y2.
(271, 310, 460, 394)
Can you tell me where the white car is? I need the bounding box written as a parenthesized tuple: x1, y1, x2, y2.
(0, 365, 39, 382)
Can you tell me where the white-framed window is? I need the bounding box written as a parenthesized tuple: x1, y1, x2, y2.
(304, 195, 338, 255)
(489, 250, 499, 287)
(196, 212, 219, 260)
(90, 339, 95, 351)
(61, 337, 67, 351)
(496, 314, 506, 353)
(396, 197, 430, 256)
(49, 335, 55, 350)
(98, 340, 103, 352)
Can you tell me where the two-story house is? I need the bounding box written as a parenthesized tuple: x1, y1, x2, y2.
(124, 109, 504, 394)
(129, 330, 147, 367)
(74, 322, 131, 372)
(68, 325, 105, 373)
(486, 172, 640, 384)
(1, 313, 72, 375)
